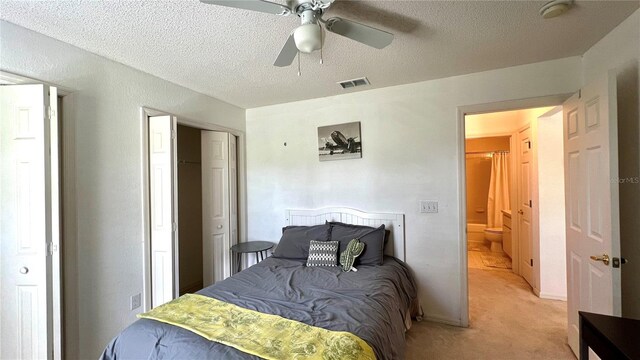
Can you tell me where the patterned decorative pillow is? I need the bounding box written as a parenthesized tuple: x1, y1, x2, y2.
(306, 240, 339, 267)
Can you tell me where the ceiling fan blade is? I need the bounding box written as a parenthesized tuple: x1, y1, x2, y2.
(200, 0, 291, 16)
(274, 34, 298, 67)
(324, 17, 393, 49)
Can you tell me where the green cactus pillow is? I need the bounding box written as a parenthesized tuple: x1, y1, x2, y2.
(340, 239, 365, 272)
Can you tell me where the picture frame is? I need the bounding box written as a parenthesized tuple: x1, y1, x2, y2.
(317, 122, 362, 161)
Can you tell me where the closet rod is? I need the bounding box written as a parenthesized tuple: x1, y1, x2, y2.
(178, 160, 201, 165)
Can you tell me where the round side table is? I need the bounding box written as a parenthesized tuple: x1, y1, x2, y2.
(230, 241, 274, 273)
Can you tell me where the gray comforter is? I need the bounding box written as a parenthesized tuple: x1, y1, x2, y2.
(101, 256, 419, 360)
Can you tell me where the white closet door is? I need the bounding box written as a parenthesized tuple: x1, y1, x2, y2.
(564, 72, 621, 356)
(229, 134, 239, 275)
(149, 115, 177, 307)
(0, 84, 54, 360)
(202, 131, 231, 285)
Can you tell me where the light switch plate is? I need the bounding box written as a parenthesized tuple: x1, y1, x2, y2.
(130, 293, 141, 310)
(420, 200, 438, 213)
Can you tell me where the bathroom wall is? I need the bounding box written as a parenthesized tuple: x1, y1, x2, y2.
(465, 136, 510, 225)
(177, 125, 204, 295)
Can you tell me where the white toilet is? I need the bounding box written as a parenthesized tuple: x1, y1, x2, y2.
(484, 227, 503, 252)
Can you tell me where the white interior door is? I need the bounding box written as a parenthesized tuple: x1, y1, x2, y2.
(202, 131, 231, 285)
(149, 115, 178, 307)
(517, 125, 534, 288)
(1, 84, 58, 359)
(564, 72, 621, 357)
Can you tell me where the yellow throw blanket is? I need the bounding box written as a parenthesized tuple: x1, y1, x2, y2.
(138, 294, 376, 360)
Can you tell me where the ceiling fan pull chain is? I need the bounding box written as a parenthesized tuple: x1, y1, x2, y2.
(297, 51, 301, 76)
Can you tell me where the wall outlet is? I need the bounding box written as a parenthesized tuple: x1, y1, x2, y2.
(420, 200, 438, 213)
(130, 293, 141, 310)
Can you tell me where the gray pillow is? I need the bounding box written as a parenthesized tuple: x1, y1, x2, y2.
(329, 223, 386, 266)
(329, 221, 391, 248)
(306, 240, 339, 267)
(272, 224, 332, 259)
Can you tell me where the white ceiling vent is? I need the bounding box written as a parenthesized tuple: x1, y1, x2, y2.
(338, 77, 370, 89)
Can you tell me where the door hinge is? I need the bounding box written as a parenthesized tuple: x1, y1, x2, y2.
(578, 89, 582, 99)
(171, 130, 176, 139)
(527, 141, 531, 149)
(529, 200, 532, 207)
(530, 259, 533, 267)
(172, 222, 177, 232)
(46, 242, 58, 256)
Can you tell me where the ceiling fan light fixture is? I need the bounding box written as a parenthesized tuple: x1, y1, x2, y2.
(294, 23, 321, 53)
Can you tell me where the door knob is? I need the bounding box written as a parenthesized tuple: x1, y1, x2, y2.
(19, 267, 29, 274)
(590, 254, 610, 266)
(217, 225, 223, 229)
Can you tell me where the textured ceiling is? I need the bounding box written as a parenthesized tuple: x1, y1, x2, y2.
(1, 1, 637, 108)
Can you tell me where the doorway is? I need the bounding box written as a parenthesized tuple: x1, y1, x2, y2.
(462, 106, 572, 357)
(176, 125, 204, 295)
(464, 106, 567, 295)
(143, 109, 242, 309)
(175, 124, 239, 295)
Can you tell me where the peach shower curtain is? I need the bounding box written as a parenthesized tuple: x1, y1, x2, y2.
(487, 152, 510, 228)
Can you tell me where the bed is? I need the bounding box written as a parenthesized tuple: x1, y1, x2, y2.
(101, 208, 420, 360)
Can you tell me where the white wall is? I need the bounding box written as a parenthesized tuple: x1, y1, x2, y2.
(581, 9, 640, 320)
(0, 21, 245, 358)
(534, 108, 567, 300)
(246, 10, 639, 325)
(246, 56, 582, 325)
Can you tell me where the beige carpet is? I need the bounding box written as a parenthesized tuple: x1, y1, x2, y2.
(405, 268, 575, 359)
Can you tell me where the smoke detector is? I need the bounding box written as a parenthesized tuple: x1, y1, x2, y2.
(540, 0, 573, 19)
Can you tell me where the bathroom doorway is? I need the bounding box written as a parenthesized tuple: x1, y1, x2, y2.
(463, 106, 568, 299)
(465, 136, 512, 270)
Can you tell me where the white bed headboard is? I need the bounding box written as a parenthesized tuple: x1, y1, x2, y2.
(285, 207, 406, 262)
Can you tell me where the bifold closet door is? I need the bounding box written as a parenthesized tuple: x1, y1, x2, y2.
(1, 84, 59, 359)
(149, 115, 178, 307)
(202, 131, 237, 285)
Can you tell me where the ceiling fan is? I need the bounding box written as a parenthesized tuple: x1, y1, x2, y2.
(200, 0, 394, 67)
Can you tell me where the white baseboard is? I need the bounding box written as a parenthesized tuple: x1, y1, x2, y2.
(539, 292, 567, 301)
(422, 314, 464, 327)
(534, 287, 567, 301)
(533, 287, 541, 296)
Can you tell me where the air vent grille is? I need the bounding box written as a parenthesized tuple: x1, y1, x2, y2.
(338, 77, 370, 89)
